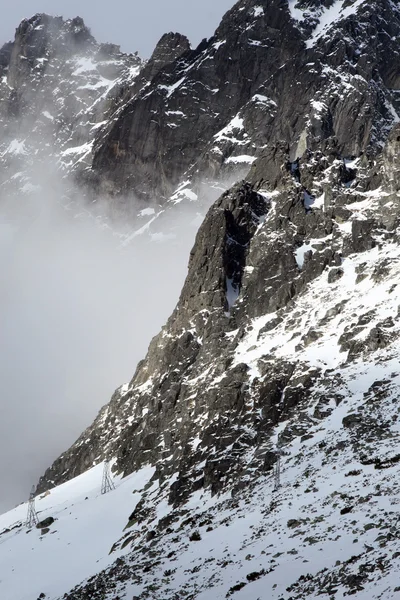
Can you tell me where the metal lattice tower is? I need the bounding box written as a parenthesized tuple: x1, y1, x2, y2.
(273, 445, 282, 491)
(26, 485, 39, 528)
(101, 460, 115, 495)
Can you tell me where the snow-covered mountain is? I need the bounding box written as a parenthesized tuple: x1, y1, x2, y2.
(0, 15, 140, 198)
(3, 0, 400, 598)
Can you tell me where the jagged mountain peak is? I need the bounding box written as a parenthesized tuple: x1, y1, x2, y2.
(153, 31, 191, 51)
(131, 30, 192, 92)
(148, 31, 191, 71)
(6, 13, 97, 91)
(11, 12, 95, 55)
(0, 12, 145, 214)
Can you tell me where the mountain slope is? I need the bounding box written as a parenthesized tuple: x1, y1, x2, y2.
(37, 0, 400, 495)
(3, 0, 400, 599)
(0, 463, 155, 600)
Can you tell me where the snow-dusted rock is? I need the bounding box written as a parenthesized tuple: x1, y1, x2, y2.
(3, 1, 400, 599)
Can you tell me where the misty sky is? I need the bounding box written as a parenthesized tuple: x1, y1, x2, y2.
(0, 193, 209, 513)
(0, 0, 234, 57)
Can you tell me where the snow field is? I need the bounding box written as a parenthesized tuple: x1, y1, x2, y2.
(0, 463, 155, 600)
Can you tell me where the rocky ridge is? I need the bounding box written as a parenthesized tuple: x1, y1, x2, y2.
(0, 14, 141, 205)
(0, 12, 247, 242)
(89, 0, 400, 202)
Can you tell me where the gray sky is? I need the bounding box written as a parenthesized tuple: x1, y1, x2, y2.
(0, 0, 235, 58)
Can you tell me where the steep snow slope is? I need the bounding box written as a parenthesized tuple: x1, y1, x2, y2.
(0, 463, 155, 600)
(22, 143, 400, 598)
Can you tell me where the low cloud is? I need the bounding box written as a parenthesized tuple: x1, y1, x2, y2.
(0, 179, 205, 513)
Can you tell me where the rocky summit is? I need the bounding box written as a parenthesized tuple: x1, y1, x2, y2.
(3, 1, 400, 599)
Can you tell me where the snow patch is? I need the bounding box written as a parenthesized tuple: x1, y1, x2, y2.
(306, 0, 367, 48)
(4, 140, 27, 156)
(225, 155, 256, 165)
(252, 6, 264, 18)
(158, 76, 186, 98)
(139, 208, 156, 217)
(71, 57, 98, 76)
(288, 0, 306, 22)
(214, 115, 244, 143)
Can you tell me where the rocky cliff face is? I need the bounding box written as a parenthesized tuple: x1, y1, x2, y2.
(37, 0, 400, 494)
(0, 12, 246, 240)
(5, 0, 400, 598)
(89, 0, 400, 202)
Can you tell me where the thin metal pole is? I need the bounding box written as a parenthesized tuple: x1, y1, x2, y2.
(274, 446, 282, 491)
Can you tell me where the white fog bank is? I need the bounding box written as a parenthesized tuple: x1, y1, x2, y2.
(0, 192, 207, 513)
